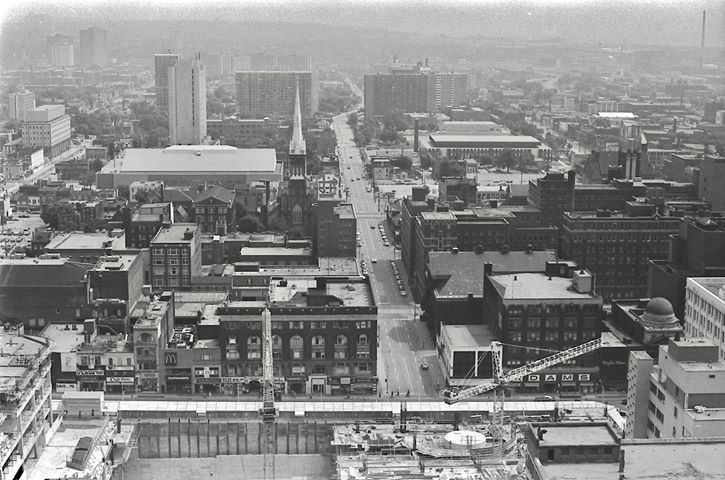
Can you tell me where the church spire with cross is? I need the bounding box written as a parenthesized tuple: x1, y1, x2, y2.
(289, 80, 306, 156)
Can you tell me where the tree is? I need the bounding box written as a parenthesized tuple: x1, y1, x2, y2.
(383, 110, 410, 132)
(238, 214, 264, 233)
(498, 149, 515, 173)
(267, 215, 288, 233)
(391, 155, 412, 171)
(378, 128, 401, 144)
(438, 160, 464, 178)
(347, 112, 359, 127)
(288, 226, 305, 239)
(40, 204, 77, 230)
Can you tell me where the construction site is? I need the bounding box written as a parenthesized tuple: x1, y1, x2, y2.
(35, 394, 618, 480)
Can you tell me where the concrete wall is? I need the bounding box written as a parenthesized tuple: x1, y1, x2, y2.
(136, 420, 333, 458)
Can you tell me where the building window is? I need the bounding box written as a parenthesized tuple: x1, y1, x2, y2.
(335, 335, 348, 346)
(312, 335, 325, 346)
(226, 350, 240, 360)
(357, 334, 368, 345)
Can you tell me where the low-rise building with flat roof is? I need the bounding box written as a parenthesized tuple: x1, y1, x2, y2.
(44, 231, 126, 264)
(96, 145, 281, 191)
(0, 256, 90, 329)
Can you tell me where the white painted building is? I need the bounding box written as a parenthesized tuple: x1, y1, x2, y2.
(22, 105, 71, 159)
(168, 57, 207, 145)
(685, 277, 725, 360)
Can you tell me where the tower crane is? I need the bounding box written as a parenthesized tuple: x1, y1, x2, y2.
(260, 308, 277, 480)
(442, 338, 602, 456)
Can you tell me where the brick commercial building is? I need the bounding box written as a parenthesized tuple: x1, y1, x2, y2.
(483, 267, 603, 394)
(0, 256, 90, 329)
(560, 206, 680, 301)
(150, 223, 202, 290)
(216, 277, 377, 396)
(314, 200, 356, 258)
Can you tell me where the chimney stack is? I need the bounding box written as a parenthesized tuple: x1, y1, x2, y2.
(413, 119, 420, 152)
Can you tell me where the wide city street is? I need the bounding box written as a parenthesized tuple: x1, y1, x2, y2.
(331, 113, 444, 398)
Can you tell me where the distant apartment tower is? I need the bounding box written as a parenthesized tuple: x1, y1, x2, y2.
(168, 57, 207, 145)
(7, 91, 36, 121)
(433, 73, 468, 110)
(685, 277, 725, 360)
(79, 27, 108, 67)
(249, 53, 312, 71)
(22, 105, 71, 159)
(46, 34, 74, 66)
(154, 53, 180, 113)
(364, 72, 435, 118)
(235, 71, 315, 119)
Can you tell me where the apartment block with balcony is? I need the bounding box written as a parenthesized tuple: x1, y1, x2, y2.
(130, 292, 175, 393)
(0, 328, 54, 480)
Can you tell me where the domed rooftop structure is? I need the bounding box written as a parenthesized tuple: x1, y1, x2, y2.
(641, 297, 679, 328)
(645, 297, 674, 317)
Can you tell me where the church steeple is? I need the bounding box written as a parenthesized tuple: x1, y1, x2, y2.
(289, 80, 306, 156)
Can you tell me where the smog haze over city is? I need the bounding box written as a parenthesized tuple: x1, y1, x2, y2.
(1, 1, 725, 480)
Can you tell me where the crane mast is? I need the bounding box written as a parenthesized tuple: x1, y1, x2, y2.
(260, 308, 276, 479)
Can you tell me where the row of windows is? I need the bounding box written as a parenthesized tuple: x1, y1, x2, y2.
(506, 317, 596, 329)
(507, 331, 597, 343)
(223, 321, 374, 330)
(227, 334, 370, 348)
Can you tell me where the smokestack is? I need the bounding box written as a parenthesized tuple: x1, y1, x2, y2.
(700, 10, 706, 71)
(413, 119, 420, 152)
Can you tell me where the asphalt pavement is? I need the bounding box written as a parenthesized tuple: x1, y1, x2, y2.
(332, 113, 444, 397)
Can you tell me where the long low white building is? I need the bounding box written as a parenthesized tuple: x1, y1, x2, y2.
(96, 145, 282, 189)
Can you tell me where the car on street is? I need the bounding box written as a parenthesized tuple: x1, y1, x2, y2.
(421, 361, 429, 370)
(384, 242, 390, 247)
(370, 225, 376, 229)
(371, 258, 377, 263)
(401, 291, 408, 296)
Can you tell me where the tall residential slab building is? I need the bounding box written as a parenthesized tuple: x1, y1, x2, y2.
(363, 69, 467, 118)
(235, 71, 315, 119)
(7, 91, 36, 121)
(168, 57, 207, 145)
(79, 27, 107, 67)
(46, 34, 74, 67)
(154, 53, 180, 113)
(364, 72, 435, 119)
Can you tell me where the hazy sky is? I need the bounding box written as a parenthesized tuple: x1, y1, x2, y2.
(2, 0, 724, 48)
